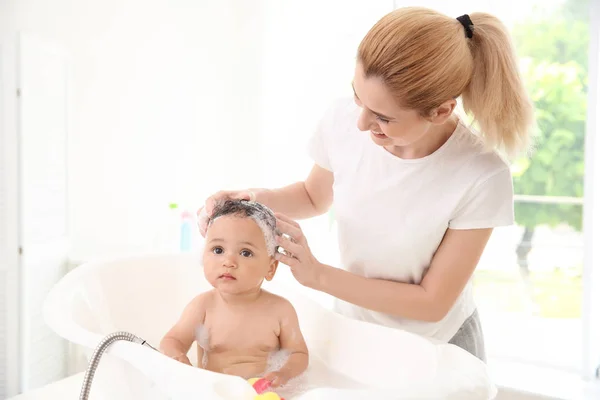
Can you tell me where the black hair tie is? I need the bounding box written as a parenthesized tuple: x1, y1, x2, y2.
(456, 14, 474, 39)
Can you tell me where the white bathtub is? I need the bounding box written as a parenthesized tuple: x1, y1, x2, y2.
(43, 253, 498, 399)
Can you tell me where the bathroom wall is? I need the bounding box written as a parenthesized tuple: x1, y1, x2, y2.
(257, 0, 393, 188)
(3, 0, 268, 261)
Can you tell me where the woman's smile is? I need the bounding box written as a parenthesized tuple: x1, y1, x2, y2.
(370, 130, 388, 139)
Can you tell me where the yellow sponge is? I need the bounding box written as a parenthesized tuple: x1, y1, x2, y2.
(254, 393, 281, 400)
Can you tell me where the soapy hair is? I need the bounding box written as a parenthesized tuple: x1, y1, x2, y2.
(357, 7, 534, 158)
(207, 199, 280, 256)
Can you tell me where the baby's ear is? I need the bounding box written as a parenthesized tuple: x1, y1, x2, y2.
(264, 258, 279, 281)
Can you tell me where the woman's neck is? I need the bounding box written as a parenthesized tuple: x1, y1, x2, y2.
(387, 114, 459, 159)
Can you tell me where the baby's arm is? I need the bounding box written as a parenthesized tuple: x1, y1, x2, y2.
(265, 299, 309, 387)
(159, 293, 208, 366)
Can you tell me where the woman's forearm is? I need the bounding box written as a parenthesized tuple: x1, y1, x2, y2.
(250, 182, 324, 219)
(314, 264, 445, 322)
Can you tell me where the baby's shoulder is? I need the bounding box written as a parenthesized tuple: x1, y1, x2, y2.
(260, 290, 297, 315)
(186, 290, 217, 311)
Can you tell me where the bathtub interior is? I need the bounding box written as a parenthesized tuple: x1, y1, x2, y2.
(44, 253, 497, 399)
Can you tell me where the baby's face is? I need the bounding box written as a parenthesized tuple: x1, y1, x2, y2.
(203, 215, 278, 295)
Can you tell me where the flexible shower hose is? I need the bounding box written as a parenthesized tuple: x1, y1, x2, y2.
(79, 331, 157, 400)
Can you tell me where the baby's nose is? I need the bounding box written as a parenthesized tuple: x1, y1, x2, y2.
(223, 257, 237, 268)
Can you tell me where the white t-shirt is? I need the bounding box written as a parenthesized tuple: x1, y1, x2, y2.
(308, 97, 514, 342)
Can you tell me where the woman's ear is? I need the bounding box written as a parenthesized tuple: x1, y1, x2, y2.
(430, 99, 457, 124)
(265, 258, 279, 281)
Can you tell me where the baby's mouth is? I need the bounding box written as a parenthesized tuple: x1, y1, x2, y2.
(219, 273, 236, 280)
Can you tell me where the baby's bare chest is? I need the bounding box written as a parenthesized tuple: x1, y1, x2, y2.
(201, 309, 280, 353)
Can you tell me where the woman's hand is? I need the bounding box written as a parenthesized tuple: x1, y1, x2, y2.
(274, 213, 326, 288)
(197, 190, 256, 236)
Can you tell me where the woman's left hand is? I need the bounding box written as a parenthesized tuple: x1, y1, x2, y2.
(274, 213, 325, 289)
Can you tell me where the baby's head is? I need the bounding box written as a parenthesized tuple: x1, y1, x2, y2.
(203, 199, 280, 294)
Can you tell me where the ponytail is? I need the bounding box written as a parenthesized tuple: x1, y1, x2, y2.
(461, 12, 535, 158)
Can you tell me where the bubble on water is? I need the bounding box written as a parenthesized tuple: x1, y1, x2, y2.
(263, 350, 312, 399)
(277, 371, 311, 399)
(265, 349, 290, 372)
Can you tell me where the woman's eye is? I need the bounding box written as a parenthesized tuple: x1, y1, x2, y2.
(240, 250, 253, 258)
(376, 115, 390, 124)
(212, 247, 224, 255)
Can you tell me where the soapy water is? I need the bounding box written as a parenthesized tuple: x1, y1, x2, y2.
(194, 324, 308, 396)
(263, 349, 310, 398)
(207, 199, 280, 257)
(194, 324, 364, 399)
(269, 351, 368, 399)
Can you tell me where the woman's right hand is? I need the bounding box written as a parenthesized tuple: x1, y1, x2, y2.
(197, 190, 256, 237)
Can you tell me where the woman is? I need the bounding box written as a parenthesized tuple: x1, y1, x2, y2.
(198, 7, 534, 362)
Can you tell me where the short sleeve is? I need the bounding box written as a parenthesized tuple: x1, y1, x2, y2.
(449, 166, 515, 230)
(307, 101, 341, 172)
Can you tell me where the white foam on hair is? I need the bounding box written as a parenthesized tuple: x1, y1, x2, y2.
(207, 200, 279, 256)
(250, 215, 277, 257)
(208, 214, 277, 257)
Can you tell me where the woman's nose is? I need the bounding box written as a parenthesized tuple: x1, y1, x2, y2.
(357, 108, 374, 132)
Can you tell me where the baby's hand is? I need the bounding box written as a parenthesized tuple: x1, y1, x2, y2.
(263, 371, 288, 388)
(165, 352, 192, 366)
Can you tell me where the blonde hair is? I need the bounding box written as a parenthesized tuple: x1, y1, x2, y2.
(357, 7, 534, 158)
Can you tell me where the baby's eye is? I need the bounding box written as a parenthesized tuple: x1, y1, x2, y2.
(212, 246, 224, 255)
(240, 249, 253, 258)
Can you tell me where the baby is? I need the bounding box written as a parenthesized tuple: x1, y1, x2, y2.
(159, 199, 309, 388)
